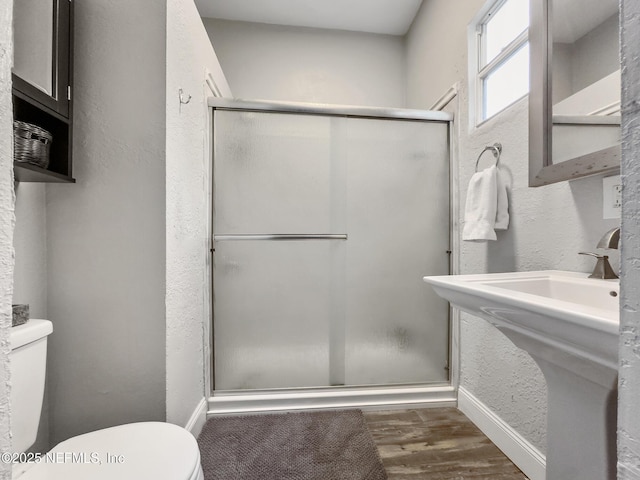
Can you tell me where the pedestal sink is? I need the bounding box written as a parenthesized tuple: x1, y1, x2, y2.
(423, 270, 618, 480)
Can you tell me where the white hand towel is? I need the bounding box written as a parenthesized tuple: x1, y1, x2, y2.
(495, 168, 509, 230)
(463, 166, 498, 242)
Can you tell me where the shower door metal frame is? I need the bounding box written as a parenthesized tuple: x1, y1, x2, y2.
(206, 98, 457, 415)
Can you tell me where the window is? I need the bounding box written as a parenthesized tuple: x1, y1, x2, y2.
(470, 0, 530, 124)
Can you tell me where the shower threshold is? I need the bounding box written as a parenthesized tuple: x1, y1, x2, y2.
(207, 383, 456, 416)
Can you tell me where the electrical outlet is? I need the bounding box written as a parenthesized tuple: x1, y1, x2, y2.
(603, 175, 621, 219)
(614, 184, 622, 208)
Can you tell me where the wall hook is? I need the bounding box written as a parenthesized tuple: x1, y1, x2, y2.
(179, 88, 192, 105)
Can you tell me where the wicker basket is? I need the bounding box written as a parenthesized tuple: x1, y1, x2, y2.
(13, 120, 53, 169)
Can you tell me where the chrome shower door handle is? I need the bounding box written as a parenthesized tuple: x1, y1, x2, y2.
(213, 234, 348, 242)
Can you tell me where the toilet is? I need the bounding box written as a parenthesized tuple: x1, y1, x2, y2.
(10, 320, 204, 480)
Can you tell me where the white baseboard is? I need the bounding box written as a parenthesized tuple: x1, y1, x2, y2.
(458, 387, 546, 480)
(185, 397, 208, 438)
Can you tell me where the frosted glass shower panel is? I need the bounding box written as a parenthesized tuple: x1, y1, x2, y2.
(214, 110, 347, 234)
(211, 105, 451, 393)
(345, 119, 450, 385)
(214, 240, 342, 390)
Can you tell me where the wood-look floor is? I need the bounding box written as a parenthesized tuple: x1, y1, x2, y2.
(364, 408, 529, 480)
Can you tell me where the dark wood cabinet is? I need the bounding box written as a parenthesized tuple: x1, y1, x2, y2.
(12, 0, 74, 183)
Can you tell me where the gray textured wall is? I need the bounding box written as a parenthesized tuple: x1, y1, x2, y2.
(618, 1, 640, 477)
(45, 0, 167, 444)
(0, 0, 13, 477)
(203, 18, 406, 107)
(165, 0, 231, 428)
(9, 0, 233, 446)
(12, 184, 46, 319)
(405, 0, 485, 109)
(405, 0, 619, 454)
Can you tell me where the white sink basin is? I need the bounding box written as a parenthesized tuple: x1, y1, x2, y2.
(424, 270, 619, 480)
(477, 272, 619, 313)
(425, 270, 619, 372)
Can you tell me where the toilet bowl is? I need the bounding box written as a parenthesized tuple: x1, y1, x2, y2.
(17, 422, 204, 480)
(10, 320, 204, 480)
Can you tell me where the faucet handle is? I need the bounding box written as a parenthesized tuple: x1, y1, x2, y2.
(578, 252, 606, 259)
(578, 252, 618, 279)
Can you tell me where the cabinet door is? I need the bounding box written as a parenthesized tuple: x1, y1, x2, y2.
(13, 0, 71, 118)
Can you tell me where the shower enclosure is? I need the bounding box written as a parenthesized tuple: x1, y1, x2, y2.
(209, 100, 454, 412)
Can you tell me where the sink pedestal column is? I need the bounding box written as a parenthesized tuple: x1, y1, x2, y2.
(534, 356, 617, 480)
(502, 326, 618, 480)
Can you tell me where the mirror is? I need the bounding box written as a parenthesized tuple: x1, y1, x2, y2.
(13, 0, 54, 96)
(12, 0, 71, 118)
(529, 0, 621, 186)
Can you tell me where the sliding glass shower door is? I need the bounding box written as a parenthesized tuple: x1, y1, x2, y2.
(212, 108, 450, 391)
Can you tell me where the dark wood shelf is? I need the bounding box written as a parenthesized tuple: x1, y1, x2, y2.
(14, 162, 75, 183)
(13, 93, 73, 182)
(12, 86, 68, 123)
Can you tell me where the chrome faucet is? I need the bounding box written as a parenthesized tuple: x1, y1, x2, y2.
(579, 227, 620, 279)
(596, 227, 620, 249)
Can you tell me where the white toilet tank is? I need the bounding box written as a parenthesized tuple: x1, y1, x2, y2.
(10, 320, 53, 454)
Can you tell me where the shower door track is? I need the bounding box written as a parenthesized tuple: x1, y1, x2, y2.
(214, 234, 348, 241)
(206, 98, 457, 416)
(207, 98, 453, 122)
(208, 384, 456, 416)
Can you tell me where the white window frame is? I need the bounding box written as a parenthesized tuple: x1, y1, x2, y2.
(468, 0, 529, 127)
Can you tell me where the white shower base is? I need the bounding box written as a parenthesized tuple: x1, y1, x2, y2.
(208, 383, 456, 415)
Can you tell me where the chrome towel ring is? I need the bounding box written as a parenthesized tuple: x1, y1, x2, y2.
(475, 143, 502, 172)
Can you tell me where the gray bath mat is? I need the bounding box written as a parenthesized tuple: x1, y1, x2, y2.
(198, 409, 388, 480)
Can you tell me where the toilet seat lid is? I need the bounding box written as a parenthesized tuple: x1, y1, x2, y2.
(20, 422, 202, 480)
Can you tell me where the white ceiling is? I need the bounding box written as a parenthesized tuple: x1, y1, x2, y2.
(194, 0, 424, 36)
